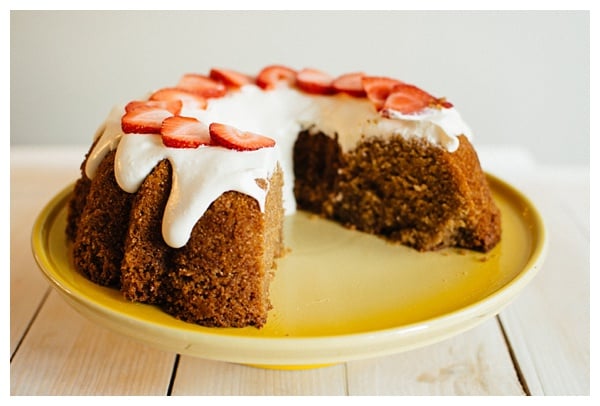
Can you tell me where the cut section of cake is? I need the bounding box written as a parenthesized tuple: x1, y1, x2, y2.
(294, 132, 500, 252)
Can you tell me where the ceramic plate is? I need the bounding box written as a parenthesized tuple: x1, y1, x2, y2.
(32, 174, 546, 368)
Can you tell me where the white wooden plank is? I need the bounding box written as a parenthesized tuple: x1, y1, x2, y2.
(498, 173, 589, 395)
(9, 163, 81, 356)
(171, 357, 347, 395)
(10, 291, 176, 395)
(10, 201, 51, 356)
(346, 317, 524, 395)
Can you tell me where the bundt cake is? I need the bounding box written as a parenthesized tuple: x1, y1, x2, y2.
(66, 65, 501, 328)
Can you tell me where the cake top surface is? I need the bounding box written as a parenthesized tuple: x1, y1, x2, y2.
(85, 65, 473, 248)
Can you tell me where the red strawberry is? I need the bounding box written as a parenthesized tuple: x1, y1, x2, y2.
(160, 116, 211, 148)
(332, 72, 366, 97)
(209, 68, 253, 88)
(296, 68, 336, 95)
(176, 73, 227, 98)
(150, 87, 208, 110)
(125, 99, 182, 115)
(256, 65, 297, 90)
(121, 104, 174, 134)
(362, 76, 404, 110)
(381, 83, 437, 115)
(209, 122, 275, 151)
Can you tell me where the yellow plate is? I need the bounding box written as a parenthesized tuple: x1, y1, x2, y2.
(31, 175, 546, 368)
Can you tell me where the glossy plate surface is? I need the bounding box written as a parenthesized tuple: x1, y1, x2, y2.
(32, 175, 546, 368)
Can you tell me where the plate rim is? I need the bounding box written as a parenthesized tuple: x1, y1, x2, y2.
(30, 174, 548, 366)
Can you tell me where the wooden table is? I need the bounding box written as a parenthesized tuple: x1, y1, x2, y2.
(10, 146, 589, 395)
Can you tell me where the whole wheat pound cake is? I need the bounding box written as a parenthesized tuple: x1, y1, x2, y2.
(66, 65, 501, 328)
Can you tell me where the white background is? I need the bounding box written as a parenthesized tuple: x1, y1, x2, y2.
(10, 9, 590, 165)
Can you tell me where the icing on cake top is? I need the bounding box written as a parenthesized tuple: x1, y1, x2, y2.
(84, 66, 473, 248)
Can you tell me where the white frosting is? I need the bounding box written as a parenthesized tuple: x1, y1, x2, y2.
(85, 83, 472, 248)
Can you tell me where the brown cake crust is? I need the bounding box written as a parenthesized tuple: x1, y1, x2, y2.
(67, 149, 284, 328)
(71, 150, 134, 287)
(163, 167, 283, 328)
(66, 176, 91, 241)
(66, 141, 98, 241)
(120, 159, 173, 304)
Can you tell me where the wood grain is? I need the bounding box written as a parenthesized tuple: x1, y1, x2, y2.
(171, 358, 347, 395)
(10, 291, 176, 395)
(346, 318, 525, 395)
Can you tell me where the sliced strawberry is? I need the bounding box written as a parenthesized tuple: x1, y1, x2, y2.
(256, 65, 297, 90)
(209, 122, 275, 151)
(381, 93, 429, 116)
(150, 87, 208, 110)
(176, 73, 227, 98)
(121, 105, 174, 134)
(125, 99, 182, 115)
(381, 83, 437, 115)
(362, 76, 404, 110)
(332, 72, 366, 97)
(296, 68, 336, 95)
(384, 83, 454, 115)
(160, 116, 211, 148)
(209, 68, 253, 88)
